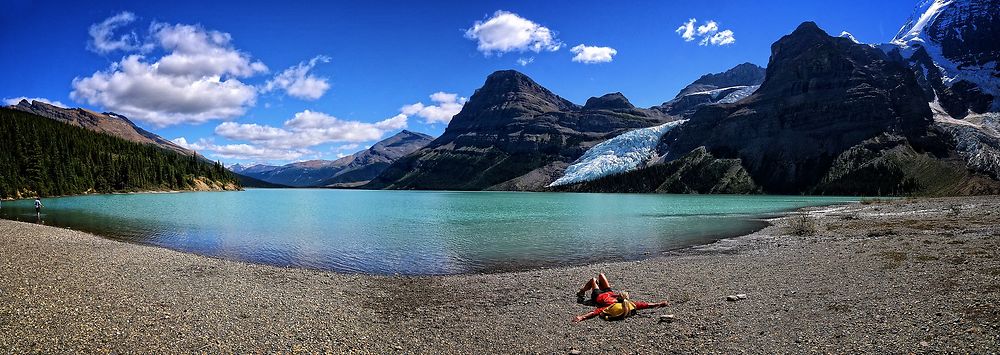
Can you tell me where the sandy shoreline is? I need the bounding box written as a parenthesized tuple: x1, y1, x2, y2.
(1, 197, 998, 353)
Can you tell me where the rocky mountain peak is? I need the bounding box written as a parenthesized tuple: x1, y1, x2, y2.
(444, 70, 577, 134)
(673, 63, 765, 99)
(583, 92, 634, 111)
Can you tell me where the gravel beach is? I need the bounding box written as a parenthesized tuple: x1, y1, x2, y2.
(1, 196, 998, 353)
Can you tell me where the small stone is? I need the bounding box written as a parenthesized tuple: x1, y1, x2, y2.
(726, 295, 739, 302)
(394, 345, 403, 351)
(659, 314, 676, 323)
(736, 294, 747, 300)
(569, 349, 582, 355)
(919, 341, 930, 347)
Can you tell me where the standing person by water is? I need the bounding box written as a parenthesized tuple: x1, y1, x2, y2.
(34, 197, 42, 215)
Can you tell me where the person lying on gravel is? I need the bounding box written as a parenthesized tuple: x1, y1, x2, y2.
(573, 273, 669, 322)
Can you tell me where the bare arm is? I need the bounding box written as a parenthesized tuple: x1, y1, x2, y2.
(573, 306, 606, 322)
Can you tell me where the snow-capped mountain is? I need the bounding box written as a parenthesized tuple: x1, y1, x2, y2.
(549, 120, 686, 187)
(716, 85, 760, 104)
(653, 63, 766, 116)
(890, 0, 999, 113)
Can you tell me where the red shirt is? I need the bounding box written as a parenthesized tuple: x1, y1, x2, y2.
(588, 291, 652, 318)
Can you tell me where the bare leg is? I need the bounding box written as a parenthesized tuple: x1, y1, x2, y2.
(597, 273, 612, 290)
(578, 278, 597, 295)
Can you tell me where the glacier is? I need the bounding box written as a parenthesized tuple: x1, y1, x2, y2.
(549, 120, 687, 187)
(717, 85, 759, 104)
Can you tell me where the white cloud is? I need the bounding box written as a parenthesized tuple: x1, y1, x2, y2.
(88, 11, 152, 54)
(465, 10, 563, 55)
(263, 55, 331, 100)
(215, 110, 408, 150)
(675, 18, 735, 47)
(72, 18, 268, 127)
(149, 22, 268, 78)
(174, 137, 311, 161)
(570, 44, 617, 64)
(705, 30, 736, 46)
(517, 57, 535, 66)
(675, 18, 696, 41)
(696, 21, 718, 36)
(4, 97, 67, 107)
(334, 143, 360, 151)
(400, 92, 467, 124)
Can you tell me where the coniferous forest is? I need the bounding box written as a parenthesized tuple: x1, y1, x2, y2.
(0, 108, 240, 199)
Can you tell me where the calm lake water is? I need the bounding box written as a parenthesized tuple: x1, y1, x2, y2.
(0, 190, 856, 275)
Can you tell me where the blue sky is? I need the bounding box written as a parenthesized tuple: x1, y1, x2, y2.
(1, 0, 919, 165)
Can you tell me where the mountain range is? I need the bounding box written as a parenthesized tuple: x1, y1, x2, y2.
(366, 71, 672, 190)
(7, 0, 998, 197)
(231, 130, 433, 187)
(370, 0, 1000, 196)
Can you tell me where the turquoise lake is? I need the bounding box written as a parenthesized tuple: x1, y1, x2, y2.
(0, 190, 857, 275)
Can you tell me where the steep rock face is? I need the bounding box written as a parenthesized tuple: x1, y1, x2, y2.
(661, 22, 935, 194)
(814, 131, 1000, 196)
(9, 100, 191, 155)
(367, 70, 670, 190)
(653, 63, 766, 116)
(890, 0, 1000, 114)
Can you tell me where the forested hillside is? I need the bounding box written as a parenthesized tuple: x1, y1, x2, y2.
(0, 108, 240, 199)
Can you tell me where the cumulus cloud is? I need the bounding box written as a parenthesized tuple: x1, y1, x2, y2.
(88, 11, 152, 54)
(334, 143, 360, 151)
(173, 137, 311, 161)
(215, 110, 408, 150)
(517, 57, 534, 66)
(696, 21, 718, 36)
(676, 18, 696, 41)
(400, 92, 468, 124)
(263, 55, 331, 100)
(72, 16, 269, 127)
(570, 44, 617, 64)
(465, 10, 563, 55)
(675, 18, 735, 46)
(4, 96, 67, 107)
(705, 30, 735, 46)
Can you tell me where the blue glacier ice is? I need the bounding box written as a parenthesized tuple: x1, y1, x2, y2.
(717, 85, 760, 104)
(549, 120, 687, 187)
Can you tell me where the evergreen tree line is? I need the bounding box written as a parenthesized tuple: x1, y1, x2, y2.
(0, 108, 239, 199)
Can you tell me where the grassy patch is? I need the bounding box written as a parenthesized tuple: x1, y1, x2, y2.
(787, 215, 818, 236)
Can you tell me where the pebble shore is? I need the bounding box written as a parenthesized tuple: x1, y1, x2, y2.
(1, 196, 998, 353)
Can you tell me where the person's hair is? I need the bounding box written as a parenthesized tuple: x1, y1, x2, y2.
(616, 291, 630, 303)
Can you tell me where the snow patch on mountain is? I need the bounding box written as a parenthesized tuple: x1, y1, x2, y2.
(549, 120, 687, 187)
(717, 85, 759, 104)
(890, 0, 1000, 111)
(839, 31, 861, 44)
(892, 0, 954, 47)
